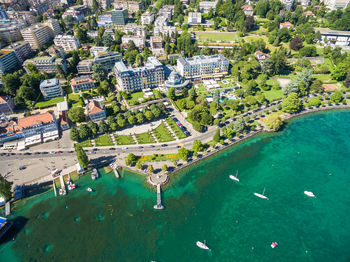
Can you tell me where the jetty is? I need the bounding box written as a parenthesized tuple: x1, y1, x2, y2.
(59, 175, 66, 195)
(53, 180, 57, 197)
(5, 202, 10, 216)
(109, 162, 120, 178)
(91, 169, 99, 180)
(153, 184, 164, 210)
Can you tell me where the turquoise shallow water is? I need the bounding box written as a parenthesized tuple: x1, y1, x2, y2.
(1, 110, 350, 261)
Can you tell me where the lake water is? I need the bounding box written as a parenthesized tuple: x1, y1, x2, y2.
(1, 110, 350, 262)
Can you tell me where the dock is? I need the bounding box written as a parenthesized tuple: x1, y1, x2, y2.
(5, 202, 10, 216)
(53, 180, 57, 197)
(109, 162, 120, 178)
(153, 184, 164, 210)
(59, 175, 66, 195)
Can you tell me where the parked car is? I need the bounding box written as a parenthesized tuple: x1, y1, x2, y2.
(19, 166, 25, 170)
(109, 148, 116, 150)
(122, 147, 128, 150)
(67, 150, 73, 153)
(161, 144, 168, 147)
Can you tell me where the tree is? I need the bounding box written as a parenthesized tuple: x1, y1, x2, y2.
(125, 153, 136, 166)
(99, 120, 109, 133)
(178, 147, 189, 161)
(136, 112, 145, 124)
(70, 126, 79, 141)
(331, 63, 347, 81)
(136, 160, 142, 170)
(75, 144, 89, 169)
(92, 63, 107, 82)
(168, 87, 176, 100)
(264, 113, 284, 131)
(2, 72, 21, 96)
(299, 46, 317, 57)
(102, 33, 113, 47)
(192, 139, 204, 152)
(144, 111, 154, 121)
(307, 97, 322, 107)
(88, 121, 99, 136)
(282, 93, 302, 113)
(232, 117, 246, 133)
(97, 80, 110, 96)
(79, 124, 92, 140)
(162, 164, 168, 172)
(0, 175, 11, 201)
(213, 129, 221, 143)
(148, 165, 154, 173)
(330, 90, 343, 103)
(290, 35, 303, 51)
(68, 107, 85, 123)
(75, 28, 87, 43)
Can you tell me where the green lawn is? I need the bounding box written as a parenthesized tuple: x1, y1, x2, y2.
(314, 74, 332, 82)
(68, 93, 80, 101)
(166, 117, 187, 139)
(263, 89, 284, 102)
(153, 123, 175, 142)
(197, 32, 237, 42)
(35, 97, 64, 109)
(126, 91, 144, 106)
(94, 134, 114, 146)
(77, 140, 92, 147)
(135, 132, 156, 144)
(115, 134, 135, 145)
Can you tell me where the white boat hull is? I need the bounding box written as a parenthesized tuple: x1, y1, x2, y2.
(196, 241, 210, 250)
(304, 191, 315, 197)
(229, 175, 240, 182)
(254, 193, 269, 200)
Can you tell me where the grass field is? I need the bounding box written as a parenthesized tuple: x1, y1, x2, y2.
(135, 132, 156, 144)
(126, 91, 144, 106)
(35, 97, 64, 109)
(77, 140, 92, 147)
(166, 117, 187, 139)
(263, 89, 284, 102)
(153, 123, 175, 142)
(115, 135, 135, 145)
(313, 74, 332, 82)
(197, 32, 237, 42)
(94, 134, 114, 146)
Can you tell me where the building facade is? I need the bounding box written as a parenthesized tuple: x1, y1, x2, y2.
(121, 35, 145, 49)
(2, 41, 32, 63)
(0, 24, 23, 44)
(90, 46, 109, 58)
(324, 0, 350, 9)
(141, 11, 154, 25)
(77, 59, 93, 74)
(87, 100, 106, 121)
(0, 50, 20, 73)
(94, 52, 122, 71)
(54, 34, 81, 52)
(177, 55, 229, 80)
(111, 8, 128, 25)
(20, 24, 53, 49)
(188, 12, 202, 25)
(0, 95, 14, 115)
(113, 0, 142, 13)
(24, 56, 67, 74)
(199, 1, 217, 13)
(114, 57, 165, 92)
(70, 75, 95, 92)
(39, 78, 63, 100)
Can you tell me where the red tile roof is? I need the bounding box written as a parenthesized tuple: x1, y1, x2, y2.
(17, 112, 54, 129)
(241, 5, 253, 11)
(280, 22, 294, 28)
(87, 100, 104, 115)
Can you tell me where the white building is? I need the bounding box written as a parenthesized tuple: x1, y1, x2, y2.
(323, 0, 350, 9)
(20, 24, 53, 49)
(188, 12, 202, 25)
(141, 11, 154, 25)
(124, 23, 147, 37)
(199, 1, 217, 13)
(177, 54, 229, 80)
(121, 35, 145, 49)
(39, 78, 63, 100)
(54, 35, 81, 52)
(90, 46, 109, 58)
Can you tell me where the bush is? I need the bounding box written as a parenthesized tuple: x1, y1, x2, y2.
(265, 113, 284, 131)
(192, 121, 204, 132)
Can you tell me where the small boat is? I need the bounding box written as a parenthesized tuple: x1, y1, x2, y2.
(196, 240, 210, 250)
(87, 187, 93, 192)
(59, 189, 63, 195)
(304, 191, 315, 198)
(68, 184, 76, 190)
(229, 170, 240, 182)
(91, 169, 99, 180)
(271, 242, 278, 248)
(254, 187, 269, 200)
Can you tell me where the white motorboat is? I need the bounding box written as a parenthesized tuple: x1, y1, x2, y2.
(254, 187, 269, 200)
(271, 242, 278, 248)
(87, 187, 93, 192)
(196, 240, 210, 250)
(229, 170, 240, 182)
(304, 191, 315, 198)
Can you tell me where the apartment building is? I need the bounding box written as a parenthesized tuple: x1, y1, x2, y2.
(20, 24, 53, 49)
(45, 19, 61, 36)
(87, 100, 106, 121)
(94, 52, 122, 71)
(39, 78, 63, 100)
(188, 12, 202, 25)
(57, 100, 69, 131)
(0, 50, 20, 74)
(70, 75, 95, 92)
(54, 35, 81, 52)
(141, 11, 154, 25)
(177, 54, 229, 80)
(199, 1, 217, 13)
(2, 42, 32, 63)
(0, 24, 23, 44)
(114, 57, 165, 92)
(24, 56, 67, 74)
(114, 0, 142, 13)
(90, 46, 109, 58)
(111, 8, 128, 25)
(84, 0, 111, 9)
(324, 0, 350, 9)
(77, 59, 93, 74)
(0, 95, 14, 115)
(121, 35, 145, 49)
(124, 23, 146, 37)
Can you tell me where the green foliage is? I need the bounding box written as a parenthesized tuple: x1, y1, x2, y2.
(330, 90, 343, 103)
(213, 129, 221, 142)
(282, 93, 302, 113)
(264, 113, 284, 131)
(290, 35, 303, 51)
(232, 117, 246, 134)
(299, 45, 317, 57)
(148, 165, 154, 173)
(0, 175, 11, 201)
(331, 63, 347, 81)
(192, 139, 204, 152)
(74, 144, 89, 169)
(92, 63, 107, 82)
(70, 126, 79, 141)
(125, 153, 137, 166)
(162, 164, 168, 172)
(178, 147, 189, 161)
(68, 106, 85, 123)
(307, 97, 322, 107)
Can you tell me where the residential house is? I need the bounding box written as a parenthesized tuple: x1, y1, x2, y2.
(39, 78, 63, 100)
(70, 75, 95, 92)
(86, 100, 106, 121)
(241, 5, 254, 16)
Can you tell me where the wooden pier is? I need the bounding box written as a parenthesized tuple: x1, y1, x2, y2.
(5, 202, 10, 216)
(109, 162, 120, 178)
(153, 184, 164, 210)
(53, 180, 57, 197)
(59, 175, 66, 195)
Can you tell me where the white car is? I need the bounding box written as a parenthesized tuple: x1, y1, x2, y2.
(122, 147, 128, 150)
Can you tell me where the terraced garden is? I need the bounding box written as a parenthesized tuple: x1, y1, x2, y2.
(153, 122, 175, 142)
(166, 117, 187, 139)
(115, 135, 135, 145)
(135, 132, 156, 144)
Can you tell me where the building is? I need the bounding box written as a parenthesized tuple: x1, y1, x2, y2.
(54, 35, 80, 52)
(57, 100, 69, 130)
(87, 100, 106, 121)
(254, 51, 270, 63)
(177, 54, 229, 80)
(113, 0, 142, 13)
(121, 35, 145, 49)
(324, 0, 350, 9)
(159, 5, 174, 20)
(45, 19, 61, 36)
(83, 0, 111, 9)
(39, 78, 63, 100)
(24, 56, 67, 74)
(94, 52, 122, 71)
(0, 96, 14, 115)
(77, 59, 93, 74)
(0, 6, 8, 20)
(124, 23, 146, 37)
(199, 1, 217, 13)
(150, 36, 164, 56)
(62, 6, 85, 21)
(188, 12, 202, 25)
(70, 75, 95, 92)
(0, 112, 59, 148)
(30, 3, 49, 15)
(2, 42, 32, 63)
(114, 57, 165, 92)
(154, 16, 176, 37)
(241, 5, 254, 16)
(20, 24, 53, 49)
(319, 28, 350, 46)
(280, 0, 295, 10)
(141, 11, 154, 25)
(0, 24, 23, 44)
(165, 70, 190, 91)
(90, 46, 109, 58)
(280, 22, 294, 29)
(111, 8, 128, 25)
(97, 13, 113, 27)
(87, 30, 98, 39)
(47, 45, 66, 58)
(304, 11, 315, 17)
(0, 50, 20, 74)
